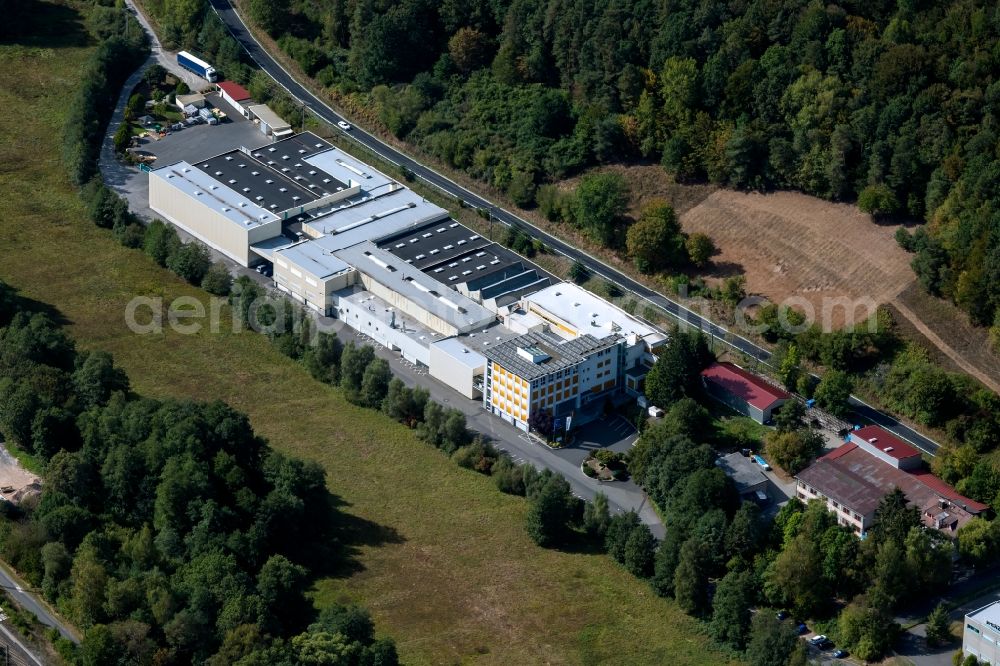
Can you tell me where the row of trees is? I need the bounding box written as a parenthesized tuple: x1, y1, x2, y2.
(63, 26, 148, 185)
(0, 279, 398, 665)
(84, 179, 232, 295)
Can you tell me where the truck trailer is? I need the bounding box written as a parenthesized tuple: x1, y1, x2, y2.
(176, 51, 217, 82)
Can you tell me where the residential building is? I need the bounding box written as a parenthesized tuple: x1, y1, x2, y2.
(701, 362, 790, 424)
(482, 330, 623, 431)
(795, 426, 987, 537)
(964, 601, 1000, 665)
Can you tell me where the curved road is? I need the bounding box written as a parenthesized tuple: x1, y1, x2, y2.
(207, 0, 939, 455)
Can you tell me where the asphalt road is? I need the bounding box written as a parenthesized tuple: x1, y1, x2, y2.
(0, 563, 75, 644)
(206, 0, 943, 457)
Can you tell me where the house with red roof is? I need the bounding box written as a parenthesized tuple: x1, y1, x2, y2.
(700, 361, 790, 424)
(795, 425, 987, 537)
(217, 80, 253, 114)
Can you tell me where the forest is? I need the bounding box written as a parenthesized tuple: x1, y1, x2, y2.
(142, 0, 1000, 333)
(0, 280, 397, 665)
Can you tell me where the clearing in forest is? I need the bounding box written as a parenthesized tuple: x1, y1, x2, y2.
(679, 190, 916, 330)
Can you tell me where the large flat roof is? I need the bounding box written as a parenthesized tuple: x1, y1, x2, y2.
(304, 188, 449, 248)
(969, 601, 1000, 626)
(304, 147, 394, 193)
(189, 133, 349, 214)
(377, 220, 550, 296)
(338, 288, 444, 347)
(333, 241, 495, 332)
(151, 161, 280, 230)
(275, 240, 352, 280)
(483, 330, 620, 381)
(525, 282, 667, 345)
(431, 336, 488, 371)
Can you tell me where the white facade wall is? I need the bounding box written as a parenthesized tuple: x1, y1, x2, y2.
(964, 606, 1000, 665)
(794, 480, 870, 535)
(149, 172, 281, 266)
(273, 256, 355, 315)
(576, 344, 620, 401)
(336, 299, 430, 366)
(218, 89, 249, 114)
(359, 274, 460, 337)
(429, 342, 483, 399)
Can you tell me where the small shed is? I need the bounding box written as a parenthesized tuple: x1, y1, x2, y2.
(701, 361, 790, 424)
(138, 115, 156, 126)
(175, 93, 206, 112)
(246, 103, 292, 138)
(716, 452, 768, 499)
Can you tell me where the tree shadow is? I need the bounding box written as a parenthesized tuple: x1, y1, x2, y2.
(0, 0, 90, 49)
(315, 491, 406, 579)
(701, 260, 745, 280)
(1, 282, 73, 328)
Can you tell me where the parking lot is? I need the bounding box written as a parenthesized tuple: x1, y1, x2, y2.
(136, 94, 269, 166)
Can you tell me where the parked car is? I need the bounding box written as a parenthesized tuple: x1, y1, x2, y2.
(795, 623, 808, 635)
(808, 635, 827, 645)
(752, 454, 771, 471)
(337, 120, 352, 131)
(816, 639, 834, 650)
(776, 610, 789, 621)
(831, 649, 847, 658)
(170, 122, 184, 131)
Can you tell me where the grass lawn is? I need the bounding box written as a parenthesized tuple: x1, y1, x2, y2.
(0, 3, 740, 664)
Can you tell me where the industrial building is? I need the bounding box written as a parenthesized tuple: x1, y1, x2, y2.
(482, 330, 624, 431)
(217, 80, 252, 113)
(964, 601, 1000, 665)
(378, 223, 551, 312)
(147, 130, 671, 432)
(701, 362, 790, 424)
(795, 426, 988, 537)
(246, 103, 292, 138)
(507, 282, 667, 395)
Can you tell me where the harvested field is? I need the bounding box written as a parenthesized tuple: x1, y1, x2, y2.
(680, 190, 916, 329)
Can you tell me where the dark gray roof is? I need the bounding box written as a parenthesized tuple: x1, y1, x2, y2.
(482, 330, 620, 381)
(796, 456, 885, 517)
(191, 133, 348, 214)
(716, 453, 768, 494)
(377, 220, 552, 293)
